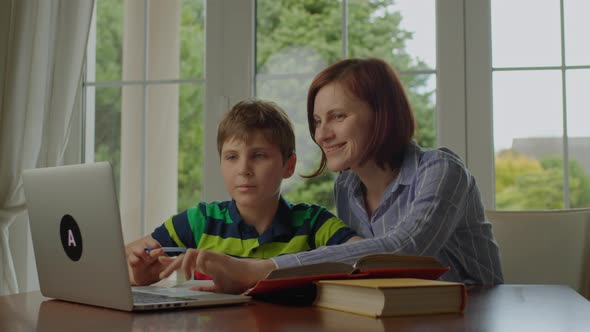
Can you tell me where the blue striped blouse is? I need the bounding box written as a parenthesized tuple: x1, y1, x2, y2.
(272, 142, 504, 284)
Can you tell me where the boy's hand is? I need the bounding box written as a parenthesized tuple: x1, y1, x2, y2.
(126, 236, 171, 286)
(159, 250, 276, 294)
(158, 248, 200, 282)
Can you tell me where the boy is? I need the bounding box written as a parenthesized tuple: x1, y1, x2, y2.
(126, 100, 360, 286)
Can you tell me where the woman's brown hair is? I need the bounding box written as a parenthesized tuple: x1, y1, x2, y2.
(306, 57, 415, 177)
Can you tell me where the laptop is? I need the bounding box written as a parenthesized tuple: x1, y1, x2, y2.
(22, 161, 250, 311)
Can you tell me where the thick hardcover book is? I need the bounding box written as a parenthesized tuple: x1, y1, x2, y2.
(244, 254, 449, 297)
(313, 278, 466, 317)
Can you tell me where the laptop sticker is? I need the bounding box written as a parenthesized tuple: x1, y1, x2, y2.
(60, 214, 83, 261)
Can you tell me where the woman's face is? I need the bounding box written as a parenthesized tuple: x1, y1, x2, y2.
(313, 82, 373, 172)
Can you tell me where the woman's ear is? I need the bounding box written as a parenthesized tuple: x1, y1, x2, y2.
(283, 154, 297, 179)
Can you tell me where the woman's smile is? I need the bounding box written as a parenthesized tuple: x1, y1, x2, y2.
(323, 142, 346, 155)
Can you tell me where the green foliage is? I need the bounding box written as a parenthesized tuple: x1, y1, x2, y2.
(495, 150, 590, 210)
(93, 0, 123, 186)
(346, 0, 435, 148)
(93, 1, 205, 211)
(257, 0, 435, 210)
(284, 172, 337, 212)
(540, 156, 590, 208)
(177, 1, 205, 211)
(94, 1, 436, 213)
(95, 0, 123, 82)
(93, 1, 590, 213)
(177, 84, 205, 211)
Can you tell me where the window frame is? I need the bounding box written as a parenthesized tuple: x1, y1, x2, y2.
(78, 0, 494, 238)
(79, 0, 587, 235)
(490, 0, 590, 209)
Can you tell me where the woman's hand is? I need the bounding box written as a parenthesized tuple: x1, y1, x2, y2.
(159, 249, 277, 294)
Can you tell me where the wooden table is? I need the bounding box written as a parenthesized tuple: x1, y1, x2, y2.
(1, 285, 589, 331)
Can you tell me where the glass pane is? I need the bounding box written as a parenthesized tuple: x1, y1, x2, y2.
(350, 0, 435, 71)
(178, 83, 205, 211)
(179, 0, 205, 79)
(255, 0, 438, 210)
(256, 0, 341, 76)
(95, 0, 205, 82)
(566, 70, 590, 138)
(401, 74, 436, 148)
(566, 69, 590, 208)
(492, 0, 561, 68)
(493, 70, 564, 210)
(565, 0, 590, 66)
(256, 77, 336, 209)
(95, 0, 125, 81)
(93, 86, 122, 192)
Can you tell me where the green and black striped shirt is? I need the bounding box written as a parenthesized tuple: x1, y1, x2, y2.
(151, 196, 357, 259)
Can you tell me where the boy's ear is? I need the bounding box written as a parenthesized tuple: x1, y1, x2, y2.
(283, 154, 297, 179)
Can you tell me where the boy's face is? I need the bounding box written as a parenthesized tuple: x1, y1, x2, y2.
(220, 131, 296, 209)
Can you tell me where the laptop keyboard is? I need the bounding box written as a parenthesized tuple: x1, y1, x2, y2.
(132, 291, 195, 304)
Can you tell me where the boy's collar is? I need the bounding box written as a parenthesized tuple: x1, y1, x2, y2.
(228, 196, 295, 243)
(259, 197, 293, 243)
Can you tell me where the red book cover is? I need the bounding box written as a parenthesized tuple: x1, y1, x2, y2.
(244, 266, 449, 296)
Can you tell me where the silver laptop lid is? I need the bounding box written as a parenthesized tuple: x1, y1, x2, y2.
(23, 162, 134, 311)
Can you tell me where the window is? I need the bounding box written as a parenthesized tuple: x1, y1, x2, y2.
(491, 0, 590, 209)
(255, 0, 436, 210)
(84, 0, 205, 241)
(83, 0, 587, 242)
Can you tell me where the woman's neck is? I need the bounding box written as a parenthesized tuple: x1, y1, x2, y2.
(353, 162, 399, 218)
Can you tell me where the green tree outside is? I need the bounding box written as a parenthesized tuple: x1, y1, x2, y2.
(92, 1, 589, 214)
(256, 0, 435, 209)
(495, 150, 590, 210)
(93, 1, 433, 212)
(177, 1, 205, 210)
(93, 0, 205, 211)
(93, 0, 123, 189)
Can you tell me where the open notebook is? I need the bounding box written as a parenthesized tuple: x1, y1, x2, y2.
(22, 162, 249, 311)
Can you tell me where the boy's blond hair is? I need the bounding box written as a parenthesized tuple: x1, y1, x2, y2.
(217, 100, 295, 163)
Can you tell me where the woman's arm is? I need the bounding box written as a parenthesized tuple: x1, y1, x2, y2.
(196, 157, 472, 293)
(195, 155, 499, 293)
(272, 153, 503, 285)
(347, 236, 363, 242)
(159, 250, 277, 294)
(274, 157, 471, 268)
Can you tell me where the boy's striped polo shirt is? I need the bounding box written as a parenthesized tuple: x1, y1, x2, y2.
(151, 196, 357, 259)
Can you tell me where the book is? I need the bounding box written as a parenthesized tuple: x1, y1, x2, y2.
(244, 253, 449, 296)
(313, 278, 466, 317)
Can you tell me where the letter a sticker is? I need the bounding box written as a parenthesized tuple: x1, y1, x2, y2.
(60, 214, 83, 261)
(68, 229, 77, 247)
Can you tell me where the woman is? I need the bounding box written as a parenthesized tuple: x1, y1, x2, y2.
(161, 57, 503, 294)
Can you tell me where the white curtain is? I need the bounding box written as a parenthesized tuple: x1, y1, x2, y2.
(0, 0, 94, 295)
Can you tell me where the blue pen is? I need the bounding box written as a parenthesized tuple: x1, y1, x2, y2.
(144, 247, 187, 255)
